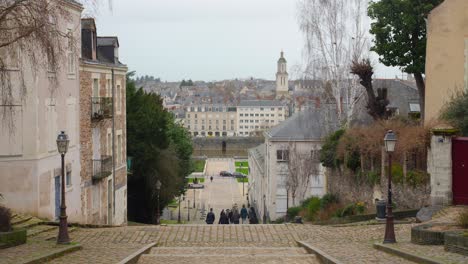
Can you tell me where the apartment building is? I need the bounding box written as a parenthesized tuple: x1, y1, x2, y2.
(0, 1, 84, 222)
(185, 105, 237, 137)
(79, 18, 128, 225)
(237, 100, 287, 137)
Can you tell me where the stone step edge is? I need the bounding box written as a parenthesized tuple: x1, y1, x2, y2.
(297, 241, 344, 264)
(20, 244, 82, 264)
(11, 216, 33, 226)
(141, 254, 316, 258)
(150, 246, 306, 250)
(373, 242, 443, 264)
(27, 226, 57, 237)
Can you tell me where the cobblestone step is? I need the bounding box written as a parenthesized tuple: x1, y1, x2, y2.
(138, 254, 319, 264)
(27, 225, 58, 237)
(149, 246, 308, 255)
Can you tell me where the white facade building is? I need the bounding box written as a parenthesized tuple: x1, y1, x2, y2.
(248, 110, 334, 221)
(237, 100, 287, 137)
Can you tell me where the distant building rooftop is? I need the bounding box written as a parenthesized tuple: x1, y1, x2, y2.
(238, 100, 284, 107)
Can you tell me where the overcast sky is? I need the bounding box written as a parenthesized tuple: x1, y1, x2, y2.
(92, 0, 402, 82)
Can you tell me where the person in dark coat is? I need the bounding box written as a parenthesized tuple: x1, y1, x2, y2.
(227, 209, 233, 224)
(206, 208, 215, 224)
(219, 210, 229, 224)
(232, 208, 240, 224)
(248, 207, 258, 224)
(240, 204, 248, 224)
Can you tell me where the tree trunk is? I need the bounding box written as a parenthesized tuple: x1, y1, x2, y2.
(414, 72, 425, 123)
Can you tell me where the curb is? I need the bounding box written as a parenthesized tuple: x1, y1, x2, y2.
(21, 244, 82, 264)
(117, 242, 157, 264)
(373, 243, 443, 264)
(297, 241, 345, 264)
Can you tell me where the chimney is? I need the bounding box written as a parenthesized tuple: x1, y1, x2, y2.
(81, 18, 97, 60)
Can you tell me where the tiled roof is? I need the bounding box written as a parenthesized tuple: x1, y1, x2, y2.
(238, 100, 284, 107)
(248, 144, 265, 173)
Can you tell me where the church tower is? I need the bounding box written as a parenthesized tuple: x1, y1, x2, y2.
(276, 51, 289, 96)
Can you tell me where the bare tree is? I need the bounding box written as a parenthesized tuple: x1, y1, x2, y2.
(297, 0, 370, 125)
(0, 0, 109, 132)
(286, 142, 320, 206)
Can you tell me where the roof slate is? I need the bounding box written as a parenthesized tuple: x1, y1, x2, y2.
(265, 109, 338, 141)
(238, 100, 284, 107)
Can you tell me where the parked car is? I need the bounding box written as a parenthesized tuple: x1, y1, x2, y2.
(219, 171, 232, 177)
(232, 172, 246, 178)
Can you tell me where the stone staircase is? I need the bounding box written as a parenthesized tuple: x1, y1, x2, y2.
(137, 246, 319, 264)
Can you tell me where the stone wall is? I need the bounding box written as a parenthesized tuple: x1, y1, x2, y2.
(192, 137, 264, 157)
(326, 167, 430, 210)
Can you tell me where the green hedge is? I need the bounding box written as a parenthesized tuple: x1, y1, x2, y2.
(235, 161, 249, 167)
(235, 168, 249, 175)
(193, 160, 206, 172)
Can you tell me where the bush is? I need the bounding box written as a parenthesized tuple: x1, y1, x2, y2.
(305, 197, 321, 221)
(320, 194, 339, 209)
(391, 164, 404, 184)
(0, 205, 12, 232)
(355, 202, 366, 214)
(457, 210, 468, 229)
(441, 90, 468, 136)
(340, 203, 356, 217)
(287, 206, 302, 219)
(407, 170, 429, 187)
(320, 129, 345, 168)
(367, 171, 381, 185)
(317, 203, 342, 221)
(346, 150, 361, 172)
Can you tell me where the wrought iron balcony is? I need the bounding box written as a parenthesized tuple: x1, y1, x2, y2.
(91, 97, 113, 121)
(92, 155, 112, 182)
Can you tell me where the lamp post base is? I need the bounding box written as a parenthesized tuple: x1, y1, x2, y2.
(383, 205, 396, 244)
(57, 213, 70, 244)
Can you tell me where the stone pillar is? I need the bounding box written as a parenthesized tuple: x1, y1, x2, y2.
(428, 127, 458, 206)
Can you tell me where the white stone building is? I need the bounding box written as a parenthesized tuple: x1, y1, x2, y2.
(248, 110, 334, 221)
(0, 1, 84, 222)
(237, 100, 287, 137)
(185, 105, 237, 137)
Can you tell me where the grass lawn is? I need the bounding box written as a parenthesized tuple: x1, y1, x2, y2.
(160, 219, 187, 224)
(193, 160, 206, 172)
(236, 168, 249, 175)
(237, 177, 248, 183)
(187, 178, 205, 183)
(235, 161, 249, 168)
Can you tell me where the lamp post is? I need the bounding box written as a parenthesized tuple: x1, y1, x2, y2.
(187, 199, 190, 222)
(155, 180, 162, 225)
(178, 194, 182, 223)
(193, 188, 196, 208)
(56, 131, 70, 244)
(384, 130, 397, 244)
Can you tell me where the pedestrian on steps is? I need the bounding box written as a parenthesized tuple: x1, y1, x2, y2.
(232, 208, 240, 224)
(210, 176, 213, 182)
(227, 209, 233, 224)
(240, 204, 248, 224)
(219, 210, 229, 224)
(206, 208, 215, 224)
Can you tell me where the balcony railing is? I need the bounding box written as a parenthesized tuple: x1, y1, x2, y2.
(92, 155, 112, 182)
(91, 97, 113, 121)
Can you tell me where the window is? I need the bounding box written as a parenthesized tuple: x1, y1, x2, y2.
(117, 135, 122, 164)
(223, 120, 226, 124)
(279, 114, 283, 117)
(250, 120, 254, 123)
(202, 126, 205, 130)
(216, 120, 219, 124)
(66, 170, 72, 186)
(255, 120, 259, 123)
(240, 126, 243, 129)
(107, 132, 112, 156)
(107, 79, 112, 97)
(240, 120, 243, 123)
(231, 120, 234, 124)
(271, 120, 274, 123)
(277, 149, 289, 161)
(271, 114, 275, 117)
(92, 79, 99, 97)
(116, 84, 121, 113)
(266, 114, 269, 117)
(240, 113, 244, 117)
(67, 29, 75, 75)
(260, 108, 264, 111)
(223, 126, 226, 130)
(209, 126, 212, 130)
(187, 125, 191, 129)
(187, 114, 191, 118)
(271, 108, 274, 111)
(260, 114, 264, 117)
(195, 114, 198, 118)
(250, 114, 254, 117)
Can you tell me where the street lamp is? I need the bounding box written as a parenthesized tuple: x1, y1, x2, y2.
(193, 188, 196, 208)
(56, 131, 70, 244)
(384, 130, 397, 244)
(187, 199, 190, 221)
(155, 180, 162, 225)
(178, 194, 183, 223)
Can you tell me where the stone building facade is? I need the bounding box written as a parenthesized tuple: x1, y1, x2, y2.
(237, 100, 287, 137)
(248, 110, 331, 221)
(425, 0, 468, 122)
(185, 104, 237, 137)
(79, 19, 128, 225)
(0, 1, 84, 222)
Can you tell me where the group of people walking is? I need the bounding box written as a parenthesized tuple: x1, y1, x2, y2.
(205, 204, 258, 224)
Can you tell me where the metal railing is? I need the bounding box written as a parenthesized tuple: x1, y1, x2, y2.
(91, 97, 113, 120)
(92, 155, 112, 181)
